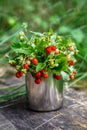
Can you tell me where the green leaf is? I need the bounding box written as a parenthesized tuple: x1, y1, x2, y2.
(52, 69, 60, 75)
(11, 42, 21, 49)
(55, 56, 66, 64)
(11, 42, 34, 55)
(11, 48, 33, 55)
(36, 62, 45, 72)
(61, 71, 69, 81)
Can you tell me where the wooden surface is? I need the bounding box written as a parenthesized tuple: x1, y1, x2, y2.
(0, 77, 87, 130)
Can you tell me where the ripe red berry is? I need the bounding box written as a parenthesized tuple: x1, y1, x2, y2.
(55, 75, 61, 80)
(45, 46, 51, 54)
(32, 58, 38, 65)
(16, 72, 20, 78)
(43, 73, 48, 78)
(53, 74, 61, 80)
(51, 45, 56, 51)
(69, 60, 74, 66)
(35, 72, 42, 78)
(23, 63, 29, 69)
(70, 74, 74, 80)
(41, 69, 46, 74)
(16, 71, 23, 78)
(19, 71, 24, 76)
(35, 78, 41, 84)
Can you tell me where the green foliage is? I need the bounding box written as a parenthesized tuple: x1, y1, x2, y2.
(11, 42, 34, 55)
(0, 0, 87, 83)
(36, 63, 45, 72)
(9, 30, 77, 82)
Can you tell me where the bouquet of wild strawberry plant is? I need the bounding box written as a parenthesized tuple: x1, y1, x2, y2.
(9, 30, 78, 84)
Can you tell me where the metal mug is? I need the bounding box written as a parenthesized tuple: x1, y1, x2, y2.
(26, 72, 63, 111)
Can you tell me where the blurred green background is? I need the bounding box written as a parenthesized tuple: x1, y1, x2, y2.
(0, 0, 87, 90)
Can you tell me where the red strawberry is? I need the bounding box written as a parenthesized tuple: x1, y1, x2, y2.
(16, 71, 23, 78)
(35, 78, 41, 84)
(69, 60, 74, 66)
(32, 58, 38, 65)
(35, 72, 42, 78)
(45, 46, 51, 54)
(53, 74, 61, 80)
(55, 75, 61, 80)
(70, 74, 74, 80)
(19, 71, 24, 76)
(41, 69, 46, 74)
(16, 72, 20, 78)
(51, 45, 56, 51)
(23, 63, 29, 69)
(43, 73, 48, 78)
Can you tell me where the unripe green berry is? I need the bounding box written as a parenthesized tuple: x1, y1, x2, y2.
(19, 56, 24, 63)
(22, 69, 27, 74)
(16, 65, 20, 70)
(75, 50, 79, 55)
(19, 35, 25, 41)
(9, 60, 15, 66)
(49, 60, 54, 67)
(57, 36, 62, 41)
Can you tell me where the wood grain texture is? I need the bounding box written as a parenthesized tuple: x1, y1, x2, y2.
(0, 77, 87, 130)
